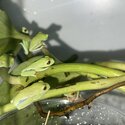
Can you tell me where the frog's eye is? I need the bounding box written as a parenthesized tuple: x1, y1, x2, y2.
(46, 60, 51, 65)
(43, 85, 47, 90)
(22, 27, 29, 34)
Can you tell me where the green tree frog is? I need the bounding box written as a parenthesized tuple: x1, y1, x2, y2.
(11, 81, 50, 110)
(21, 56, 55, 77)
(20, 32, 48, 55)
(29, 32, 48, 53)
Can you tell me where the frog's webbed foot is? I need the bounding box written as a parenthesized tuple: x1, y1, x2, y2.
(64, 91, 82, 102)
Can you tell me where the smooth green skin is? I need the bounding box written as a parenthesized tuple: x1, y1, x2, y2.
(0, 54, 14, 68)
(21, 56, 55, 77)
(20, 32, 48, 55)
(11, 56, 42, 76)
(29, 32, 48, 53)
(96, 61, 125, 71)
(11, 81, 50, 110)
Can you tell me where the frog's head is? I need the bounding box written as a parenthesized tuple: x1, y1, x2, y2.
(11, 81, 50, 110)
(40, 81, 50, 94)
(43, 56, 55, 68)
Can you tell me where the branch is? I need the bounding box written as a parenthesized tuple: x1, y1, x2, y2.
(39, 81, 125, 117)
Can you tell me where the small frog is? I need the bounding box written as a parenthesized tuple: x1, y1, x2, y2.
(11, 81, 50, 110)
(21, 56, 55, 77)
(29, 32, 48, 53)
(20, 32, 48, 55)
(64, 91, 81, 102)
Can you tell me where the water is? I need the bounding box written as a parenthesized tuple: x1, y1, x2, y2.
(1, 99, 125, 125)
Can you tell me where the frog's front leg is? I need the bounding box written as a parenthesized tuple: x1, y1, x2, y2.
(64, 91, 82, 102)
(36, 67, 49, 72)
(21, 70, 36, 77)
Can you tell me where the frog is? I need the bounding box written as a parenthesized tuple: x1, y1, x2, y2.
(21, 56, 55, 77)
(11, 81, 50, 110)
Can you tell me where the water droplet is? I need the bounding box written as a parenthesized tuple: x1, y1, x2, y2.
(83, 121, 87, 124)
(40, 117, 43, 119)
(77, 117, 80, 120)
(86, 112, 89, 115)
(81, 112, 85, 116)
(70, 118, 73, 121)
(100, 116, 103, 119)
(56, 104, 59, 107)
(95, 117, 98, 119)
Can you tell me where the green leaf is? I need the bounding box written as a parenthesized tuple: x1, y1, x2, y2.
(0, 10, 31, 55)
(0, 81, 10, 105)
(0, 9, 30, 40)
(0, 54, 14, 68)
(0, 38, 18, 55)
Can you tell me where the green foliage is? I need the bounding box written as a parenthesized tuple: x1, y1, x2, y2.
(0, 81, 10, 105)
(0, 54, 14, 68)
(0, 10, 30, 55)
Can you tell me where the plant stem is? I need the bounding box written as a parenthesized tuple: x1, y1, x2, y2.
(1, 75, 125, 116)
(36, 63, 125, 78)
(39, 75, 125, 100)
(0, 103, 16, 115)
(96, 61, 125, 71)
(9, 63, 125, 86)
(11, 30, 31, 41)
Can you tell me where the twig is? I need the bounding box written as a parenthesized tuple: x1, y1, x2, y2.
(39, 81, 125, 117)
(44, 110, 50, 125)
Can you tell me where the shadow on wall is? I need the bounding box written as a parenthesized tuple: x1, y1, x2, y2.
(0, 0, 125, 62)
